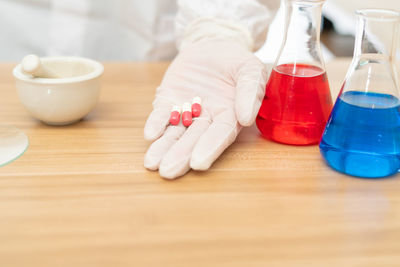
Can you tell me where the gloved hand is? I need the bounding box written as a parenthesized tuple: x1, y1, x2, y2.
(144, 37, 267, 179)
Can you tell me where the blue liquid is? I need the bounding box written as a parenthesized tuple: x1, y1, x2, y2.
(320, 91, 400, 178)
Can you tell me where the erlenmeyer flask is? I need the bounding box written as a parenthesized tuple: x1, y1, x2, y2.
(256, 0, 332, 145)
(320, 9, 400, 178)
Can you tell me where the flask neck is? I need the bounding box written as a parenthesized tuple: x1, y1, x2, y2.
(275, 0, 325, 70)
(354, 9, 400, 61)
(341, 9, 400, 99)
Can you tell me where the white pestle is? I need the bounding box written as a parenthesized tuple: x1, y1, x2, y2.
(21, 55, 60, 78)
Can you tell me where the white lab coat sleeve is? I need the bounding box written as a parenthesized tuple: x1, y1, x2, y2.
(175, 0, 279, 52)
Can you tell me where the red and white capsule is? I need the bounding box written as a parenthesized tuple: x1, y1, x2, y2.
(192, 96, 202, 117)
(182, 102, 192, 127)
(169, 105, 181, 125)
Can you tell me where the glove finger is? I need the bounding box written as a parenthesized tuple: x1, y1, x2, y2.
(235, 57, 267, 126)
(159, 110, 211, 179)
(144, 125, 185, 171)
(190, 109, 240, 170)
(144, 93, 174, 141)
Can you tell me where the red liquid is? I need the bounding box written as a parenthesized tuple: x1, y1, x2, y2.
(256, 63, 333, 145)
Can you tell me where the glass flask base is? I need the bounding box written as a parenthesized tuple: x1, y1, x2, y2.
(256, 117, 324, 145)
(320, 141, 400, 178)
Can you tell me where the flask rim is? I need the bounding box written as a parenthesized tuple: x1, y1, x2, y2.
(356, 9, 400, 21)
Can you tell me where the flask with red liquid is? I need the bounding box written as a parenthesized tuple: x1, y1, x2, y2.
(256, 0, 332, 145)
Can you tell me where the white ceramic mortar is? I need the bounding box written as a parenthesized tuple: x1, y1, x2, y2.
(13, 56, 104, 125)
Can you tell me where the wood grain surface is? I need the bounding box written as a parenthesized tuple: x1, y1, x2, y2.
(0, 59, 399, 267)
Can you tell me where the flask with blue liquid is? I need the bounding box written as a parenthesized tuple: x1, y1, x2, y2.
(320, 9, 400, 178)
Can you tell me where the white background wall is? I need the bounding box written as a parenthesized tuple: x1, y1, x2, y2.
(0, 0, 398, 62)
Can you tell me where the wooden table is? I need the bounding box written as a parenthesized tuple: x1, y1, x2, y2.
(1, 59, 399, 267)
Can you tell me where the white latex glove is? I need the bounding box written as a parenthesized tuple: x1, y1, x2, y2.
(144, 37, 267, 179)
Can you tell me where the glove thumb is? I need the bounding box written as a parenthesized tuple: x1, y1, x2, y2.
(235, 57, 267, 126)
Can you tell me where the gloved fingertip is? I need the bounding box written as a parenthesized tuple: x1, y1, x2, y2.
(236, 100, 262, 127)
(159, 172, 180, 180)
(190, 138, 219, 171)
(190, 156, 211, 171)
(237, 115, 254, 127)
(159, 151, 192, 179)
(159, 163, 186, 180)
(144, 141, 164, 170)
(144, 109, 170, 141)
(143, 153, 159, 171)
(143, 126, 162, 141)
